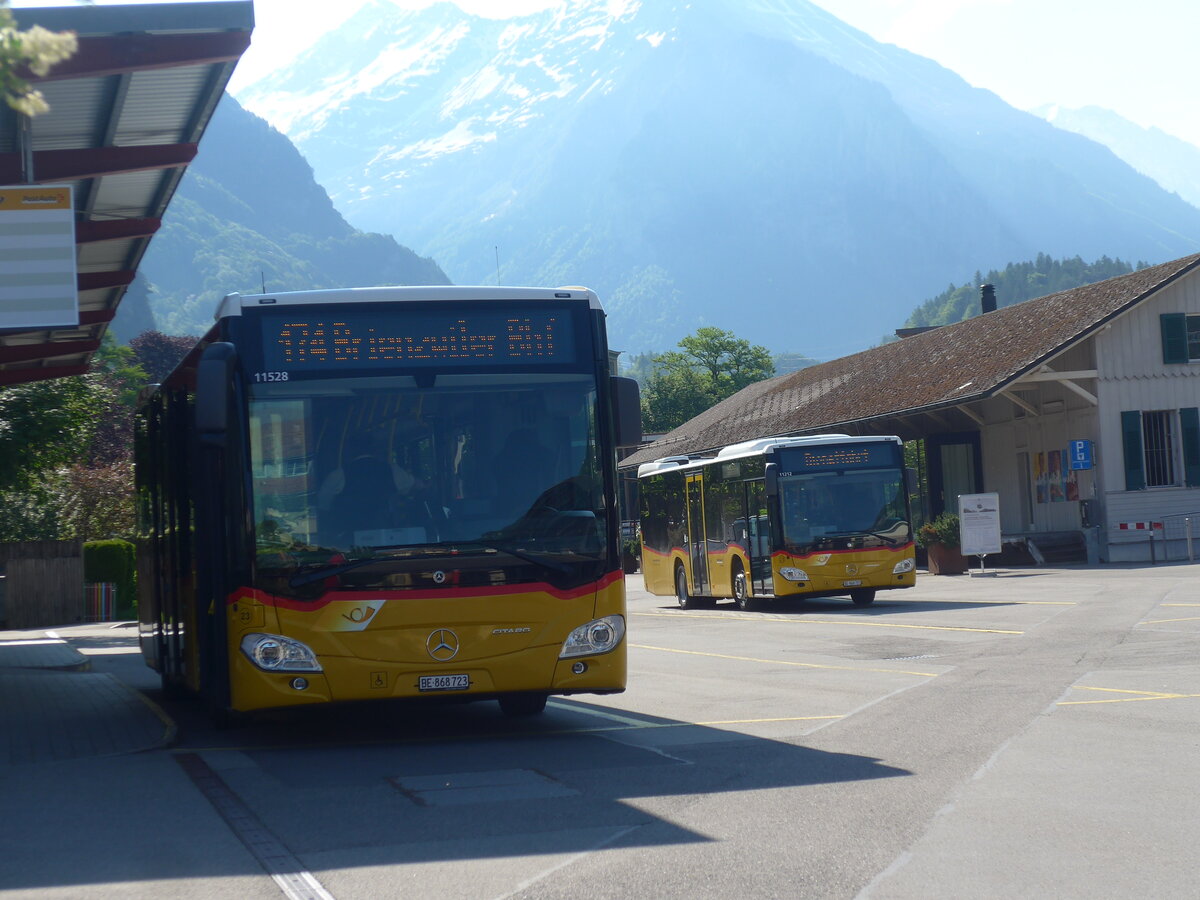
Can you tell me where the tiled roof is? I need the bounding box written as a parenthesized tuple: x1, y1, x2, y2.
(622, 252, 1200, 468)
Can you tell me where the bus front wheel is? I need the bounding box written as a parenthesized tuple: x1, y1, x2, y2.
(675, 564, 698, 610)
(850, 589, 876, 607)
(499, 693, 548, 717)
(732, 563, 757, 611)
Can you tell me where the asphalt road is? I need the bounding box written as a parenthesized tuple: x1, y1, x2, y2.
(16, 564, 1200, 899)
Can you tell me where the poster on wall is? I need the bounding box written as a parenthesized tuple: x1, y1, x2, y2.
(1048, 450, 1064, 502)
(1035, 450, 1072, 503)
(1066, 462, 1079, 501)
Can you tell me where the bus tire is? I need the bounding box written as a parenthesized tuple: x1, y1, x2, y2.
(499, 693, 548, 717)
(675, 564, 699, 610)
(159, 669, 186, 702)
(208, 704, 248, 730)
(850, 589, 876, 607)
(732, 563, 757, 611)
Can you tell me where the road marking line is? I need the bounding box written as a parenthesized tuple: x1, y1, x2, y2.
(1140, 616, 1200, 624)
(547, 702, 649, 727)
(632, 611, 1023, 635)
(1162, 603, 1200, 607)
(630, 642, 941, 677)
(175, 753, 335, 900)
(1058, 686, 1200, 705)
(549, 705, 840, 734)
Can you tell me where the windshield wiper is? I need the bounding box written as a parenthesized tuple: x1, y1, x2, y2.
(285, 541, 574, 587)
(287, 557, 383, 588)
(450, 539, 573, 575)
(820, 530, 901, 546)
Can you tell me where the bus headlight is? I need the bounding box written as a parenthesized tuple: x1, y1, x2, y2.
(779, 567, 809, 582)
(240, 633, 323, 673)
(559, 615, 625, 659)
(893, 558, 916, 574)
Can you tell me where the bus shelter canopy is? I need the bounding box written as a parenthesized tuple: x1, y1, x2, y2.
(0, 1, 253, 386)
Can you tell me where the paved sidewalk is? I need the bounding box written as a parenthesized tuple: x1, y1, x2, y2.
(0, 628, 174, 766)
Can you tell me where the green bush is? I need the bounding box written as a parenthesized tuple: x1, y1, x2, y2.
(916, 512, 960, 549)
(84, 539, 136, 619)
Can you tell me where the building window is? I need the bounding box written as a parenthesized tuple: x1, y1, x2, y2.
(1141, 410, 1176, 487)
(1188, 317, 1200, 360)
(1160, 313, 1200, 363)
(1121, 407, 1200, 490)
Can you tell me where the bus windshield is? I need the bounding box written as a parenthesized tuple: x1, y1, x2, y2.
(778, 468, 910, 552)
(247, 372, 606, 594)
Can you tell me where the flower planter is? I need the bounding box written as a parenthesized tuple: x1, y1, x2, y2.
(925, 542, 967, 575)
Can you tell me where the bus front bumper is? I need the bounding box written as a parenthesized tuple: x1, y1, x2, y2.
(228, 640, 627, 712)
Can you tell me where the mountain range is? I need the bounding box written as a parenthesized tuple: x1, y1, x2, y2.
(1036, 104, 1200, 211)
(220, 0, 1200, 358)
(120, 94, 448, 340)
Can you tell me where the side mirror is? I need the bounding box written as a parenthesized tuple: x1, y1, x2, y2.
(765, 462, 779, 497)
(611, 376, 642, 449)
(906, 467, 919, 496)
(196, 342, 237, 447)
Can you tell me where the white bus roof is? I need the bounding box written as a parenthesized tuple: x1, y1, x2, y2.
(214, 286, 602, 320)
(636, 433, 903, 478)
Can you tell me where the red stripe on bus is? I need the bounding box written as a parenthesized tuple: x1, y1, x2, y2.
(771, 542, 915, 560)
(226, 569, 624, 611)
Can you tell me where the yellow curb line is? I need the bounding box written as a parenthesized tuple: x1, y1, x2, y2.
(1059, 685, 1200, 706)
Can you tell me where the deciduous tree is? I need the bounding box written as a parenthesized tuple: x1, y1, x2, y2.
(641, 327, 775, 432)
(0, 1, 78, 117)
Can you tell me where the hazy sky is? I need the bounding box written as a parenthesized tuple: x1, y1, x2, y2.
(11, 0, 1200, 148)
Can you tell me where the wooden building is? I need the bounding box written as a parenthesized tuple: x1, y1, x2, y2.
(621, 253, 1200, 563)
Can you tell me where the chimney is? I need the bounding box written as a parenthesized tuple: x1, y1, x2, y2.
(980, 283, 997, 315)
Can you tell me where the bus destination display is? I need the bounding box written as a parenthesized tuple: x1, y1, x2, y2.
(778, 443, 897, 474)
(259, 308, 577, 370)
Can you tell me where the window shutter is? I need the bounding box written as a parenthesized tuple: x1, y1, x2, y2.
(1160, 313, 1188, 364)
(1121, 410, 1145, 491)
(1181, 407, 1200, 487)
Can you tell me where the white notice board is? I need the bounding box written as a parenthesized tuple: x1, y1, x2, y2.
(958, 492, 1001, 557)
(0, 184, 78, 329)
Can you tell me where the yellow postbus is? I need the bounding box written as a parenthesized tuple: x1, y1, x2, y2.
(638, 435, 915, 610)
(136, 286, 639, 720)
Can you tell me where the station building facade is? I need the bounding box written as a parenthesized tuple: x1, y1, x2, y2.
(621, 253, 1200, 563)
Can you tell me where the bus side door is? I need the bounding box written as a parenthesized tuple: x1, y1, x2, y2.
(685, 473, 709, 595)
(744, 479, 772, 595)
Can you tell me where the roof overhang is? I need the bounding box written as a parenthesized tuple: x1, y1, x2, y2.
(0, 1, 254, 385)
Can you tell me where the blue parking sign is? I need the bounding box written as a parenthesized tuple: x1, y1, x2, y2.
(1069, 439, 1092, 470)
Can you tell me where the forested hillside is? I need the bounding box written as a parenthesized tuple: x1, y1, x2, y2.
(902, 255, 1142, 329)
(238, 0, 1200, 356)
(130, 94, 449, 338)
